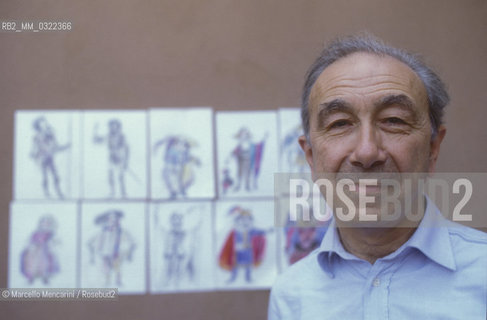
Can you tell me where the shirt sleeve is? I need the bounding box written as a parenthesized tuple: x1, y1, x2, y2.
(268, 282, 299, 320)
(267, 286, 282, 320)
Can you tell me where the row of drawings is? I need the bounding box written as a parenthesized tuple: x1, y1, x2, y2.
(9, 200, 328, 293)
(14, 108, 308, 200)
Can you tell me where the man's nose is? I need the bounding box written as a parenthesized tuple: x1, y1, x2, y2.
(349, 125, 387, 170)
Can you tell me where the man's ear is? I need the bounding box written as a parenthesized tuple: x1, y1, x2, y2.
(428, 125, 446, 173)
(298, 135, 314, 171)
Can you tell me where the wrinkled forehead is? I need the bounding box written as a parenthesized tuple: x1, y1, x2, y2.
(309, 52, 428, 111)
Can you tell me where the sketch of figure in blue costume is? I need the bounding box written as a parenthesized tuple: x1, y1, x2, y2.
(154, 206, 202, 288)
(153, 136, 201, 199)
(224, 127, 267, 193)
(20, 215, 60, 284)
(88, 210, 136, 286)
(281, 124, 307, 172)
(30, 116, 70, 199)
(219, 207, 271, 283)
(93, 119, 133, 198)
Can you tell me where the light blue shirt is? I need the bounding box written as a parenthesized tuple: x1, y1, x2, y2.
(269, 199, 487, 319)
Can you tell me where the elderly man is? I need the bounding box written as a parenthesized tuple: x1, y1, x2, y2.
(268, 34, 487, 319)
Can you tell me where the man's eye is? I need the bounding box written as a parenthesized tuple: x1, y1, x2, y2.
(329, 120, 351, 129)
(383, 117, 407, 125)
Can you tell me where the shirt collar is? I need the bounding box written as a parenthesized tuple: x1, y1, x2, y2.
(317, 196, 457, 276)
(317, 218, 354, 278)
(403, 196, 456, 271)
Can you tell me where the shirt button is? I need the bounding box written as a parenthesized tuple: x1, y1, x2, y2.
(372, 278, 381, 287)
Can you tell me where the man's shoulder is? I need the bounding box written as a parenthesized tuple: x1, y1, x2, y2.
(446, 222, 487, 245)
(445, 222, 487, 267)
(271, 249, 324, 293)
(268, 252, 321, 320)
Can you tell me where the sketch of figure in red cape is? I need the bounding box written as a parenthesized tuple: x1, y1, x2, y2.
(21, 215, 60, 284)
(223, 127, 268, 193)
(219, 206, 271, 283)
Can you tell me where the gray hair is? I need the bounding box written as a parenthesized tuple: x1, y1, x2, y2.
(301, 33, 449, 141)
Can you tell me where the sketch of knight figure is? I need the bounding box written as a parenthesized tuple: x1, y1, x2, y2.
(30, 116, 70, 199)
(281, 124, 307, 172)
(224, 127, 267, 193)
(20, 215, 60, 284)
(88, 210, 136, 286)
(93, 119, 131, 198)
(155, 207, 202, 288)
(153, 136, 201, 199)
(219, 207, 270, 283)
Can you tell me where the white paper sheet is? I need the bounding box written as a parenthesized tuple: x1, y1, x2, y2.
(82, 110, 148, 199)
(149, 108, 215, 199)
(278, 108, 309, 173)
(215, 200, 277, 290)
(8, 202, 78, 288)
(13, 110, 81, 200)
(80, 201, 146, 294)
(216, 111, 278, 198)
(149, 201, 214, 293)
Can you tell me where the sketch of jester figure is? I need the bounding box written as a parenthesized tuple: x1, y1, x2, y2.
(153, 135, 201, 199)
(88, 210, 136, 286)
(30, 116, 70, 199)
(284, 212, 329, 265)
(219, 206, 271, 283)
(20, 215, 60, 284)
(224, 127, 268, 193)
(281, 124, 307, 173)
(154, 206, 202, 288)
(93, 119, 133, 198)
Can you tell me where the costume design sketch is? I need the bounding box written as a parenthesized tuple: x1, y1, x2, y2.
(83, 111, 147, 199)
(9, 202, 78, 288)
(93, 119, 132, 198)
(217, 111, 278, 198)
(154, 206, 201, 288)
(153, 136, 201, 199)
(88, 209, 136, 286)
(283, 216, 327, 265)
(149, 108, 215, 199)
(222, 128, 267, 194)
(150, 202, 214, 293)
(20, 215, 59, 284)
(30, 116, 70, 199)
(281, 124, 307, 173)
(219, 206, 270, 283)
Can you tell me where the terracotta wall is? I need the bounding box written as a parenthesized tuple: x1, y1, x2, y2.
(1, 0, 486, 319)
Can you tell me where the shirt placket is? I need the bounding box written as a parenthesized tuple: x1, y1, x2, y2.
(363, 261, 392, 320)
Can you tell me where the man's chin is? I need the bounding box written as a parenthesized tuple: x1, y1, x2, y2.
(333, 206, 419, 229)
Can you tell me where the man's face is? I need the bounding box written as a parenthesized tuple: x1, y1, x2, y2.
(299, 53, 446, 222)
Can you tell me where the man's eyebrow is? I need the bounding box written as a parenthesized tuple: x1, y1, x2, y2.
(317, 99, 354, 125)
(374, 94, 416, 112)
